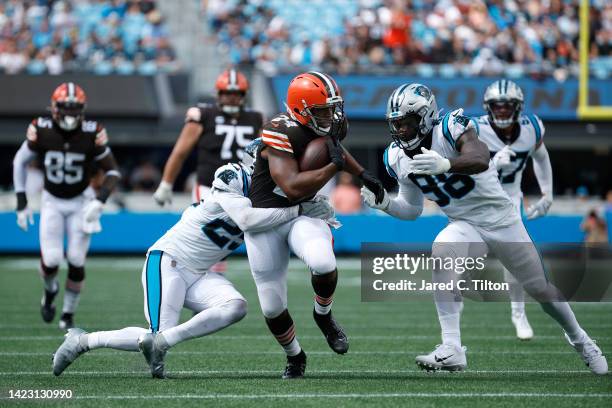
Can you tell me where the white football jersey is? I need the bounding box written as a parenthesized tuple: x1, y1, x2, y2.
(150, 163, 298, 274)
(476, 113, 544, 200)
(384, 109, 518, 228)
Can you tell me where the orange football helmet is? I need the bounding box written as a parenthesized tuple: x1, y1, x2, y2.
(285, 71, 344, 136)
(51, 82, 87, 131)
(215, 68, 249, 114)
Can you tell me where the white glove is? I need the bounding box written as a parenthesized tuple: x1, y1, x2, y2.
(83, 199, 104, 223)
(82, 219, 102, 234)
(153, 181, 173, 206)
(525, 195, 552, 220)
(412, 147, 451, 175)
(300, 195, 335, 220)
(492, 145, 516, 171)
(16, 207, 34, 232)
(361, 186, 390, 211)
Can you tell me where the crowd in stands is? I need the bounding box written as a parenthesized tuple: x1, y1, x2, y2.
(0, 0, 178, 75)
(205, 0, 611, 79)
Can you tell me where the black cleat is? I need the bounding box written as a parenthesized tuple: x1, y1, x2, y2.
(40, 289, 58, 323)
(59, 313, 74, 331)
(282, 350, 307, 379)
(313, 309, 349, 354)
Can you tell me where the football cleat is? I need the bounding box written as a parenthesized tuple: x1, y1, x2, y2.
(52, 328, 88, 376)
(511, 311, 534, 340)
(415, 344, 467, 372)
(138, 332, 169, 379)
(40, 289, 58, 323)
(58, 313, 74, 330)
(565, 333, 608, 375)
(282, 350, 307, 379)
(313, 309, 349, 354)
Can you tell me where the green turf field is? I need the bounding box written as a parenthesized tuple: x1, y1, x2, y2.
(0, 256, 611, 407)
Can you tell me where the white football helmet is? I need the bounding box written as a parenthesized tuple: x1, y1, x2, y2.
(483, 79, 524, 129)
(386, 83, 438, 151)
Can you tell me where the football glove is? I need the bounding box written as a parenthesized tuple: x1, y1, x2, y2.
(16, 207, 34, 232)
(83, 199, 104, 223)
(299, 195, 335, 220)
(325, 137, 345, 171)
(361, 186, 390, 211)
(153, 181, 173, 206)
(359, 170, 385, 204)
(526, 195, 552, 220)
(492, 145, 516, 171)
(412, 147, 451, 175)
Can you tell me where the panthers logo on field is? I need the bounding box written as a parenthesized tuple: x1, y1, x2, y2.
(414, 85, 431, 99)
(217, 169, 238, 185)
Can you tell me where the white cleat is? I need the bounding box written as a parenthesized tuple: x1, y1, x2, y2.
(138, 332, 168, 379)
(565, 333, 608, 375)
(415, 344, 467, 372)
(52, 328, 88, 376)
(512, 311, 534, 340)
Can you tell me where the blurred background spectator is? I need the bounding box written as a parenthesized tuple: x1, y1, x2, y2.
(581, 209, 608, 243)
(331, 172, 362, 214)
(205, 0, 611, 79)
(0, 0, 179, 75)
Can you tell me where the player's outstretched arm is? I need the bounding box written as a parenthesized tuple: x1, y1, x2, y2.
(266, 147, 338, 202)
(362, 181, 424, 220)
(214, 190, 299, 233)
(154, 122, 202, 205)
(95, 153, 121, 204)
(12, 140, 37, 231)
(449, 129, 490, 174)
(526, 143, 553, 220)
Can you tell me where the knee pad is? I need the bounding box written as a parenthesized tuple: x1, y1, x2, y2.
(222, 299, 247, 323)
(257, 281, 286, 319)
(67, 263, 85, 282)
(40, 261, 59, 277)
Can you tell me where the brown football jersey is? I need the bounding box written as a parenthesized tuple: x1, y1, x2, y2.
(26, 117, 110, 199)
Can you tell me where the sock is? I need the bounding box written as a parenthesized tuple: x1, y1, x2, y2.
(265, 309, 302, 356)
(312, 270, 337, 315)
(62, 288, 81, 314)
(39, 262, 59, 293)
(162, 299, 246, 347)
(540, 302, 586, 343)
(86, 327, 149, 351)
(504, 267, 525, 313)
(437, 307, 462, 348)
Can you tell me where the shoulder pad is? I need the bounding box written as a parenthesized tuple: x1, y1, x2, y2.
(260, 114, 299, 154)
(526, 113, 545, 143)
(81, 120, 98, 133)
(35, 117, 54, 129)
(440, 108, 477, 150)
(212, 163, 250, 196)
(26, 119, 39, 142)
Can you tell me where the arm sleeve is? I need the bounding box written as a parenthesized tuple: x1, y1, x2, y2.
(13, 141, 37, 193)
(385, 180, 424, 220)
(214, 190, 299, 233)
(532, 143, 553, 197)
(93, 125, 111, 160)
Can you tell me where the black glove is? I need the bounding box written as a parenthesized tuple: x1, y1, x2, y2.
(326, 136, 345, 171)
(359, 170, 385, 204)
(330, 114, 349, 141)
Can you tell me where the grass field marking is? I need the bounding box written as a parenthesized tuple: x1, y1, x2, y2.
(2, 392, 609, 401)
(0, 369, 595, 376)
(0, 350, 592, 357)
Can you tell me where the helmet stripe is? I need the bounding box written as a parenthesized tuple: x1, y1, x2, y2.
(308, 71, 336, 98)
(393, 83, 409, 111)
(68, 82, 75, 99)
(229, 69, 237, 87)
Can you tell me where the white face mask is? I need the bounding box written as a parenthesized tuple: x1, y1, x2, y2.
(59, 115, 79, 131)
(221, 105, 240, 114)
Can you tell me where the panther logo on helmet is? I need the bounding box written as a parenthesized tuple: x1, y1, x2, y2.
(51, 82, 87, 131)
(285, 71, 344, 137)
(215, 68, 249, 115)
